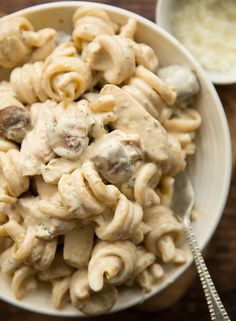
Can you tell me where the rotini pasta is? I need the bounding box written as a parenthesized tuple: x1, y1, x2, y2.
(10, 56, 92, 104)
(70, 269, 118, 315)
(0, 16, 56, 68)
(144, 205, 185, 263)
(0, 7, 201, 315)
(84, 34, 158, 85)
(51, 277, 70, 309)
(58, 160, 120, 218)
(17, 197, 76, 240)
(11, 266, 37, 299)
(94, 193, 143, 241)
(84, 35, 136, 85)
(42, 56, 92, 102)
(88, 240, 136, 291)
(72, 7, 118, 50)
(136, 263, 164, 292)
(0, 149, 29, 202)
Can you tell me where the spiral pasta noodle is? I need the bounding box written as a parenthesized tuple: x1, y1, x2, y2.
(11, 266, 37, 299)
(10, 55, 92, 104)
(122, 75, 168, 120)
(58, 160, 120, 218)
(0, 16, 56, 68)
(0, 149, 29, 203)
(10, 61, 46, 104)
(72, 7, 118, 50)
(119, 18, 137, 39)
(0, 219, 57, 272)
(133, 162, 161, 208)
(163, 109, 201, 156)
(137, 263, 164, 292)
(157, 176, 175, 207)
(42, 56, 92, 102)
(128, 245, 163, 292)
(84, 35, 136, 85)
(163, 134, 186, 176)
(94, 193, 143, 241)
(129, 245, 155, 281)
(70, 269, 118, 315)
(144, 205, 185, 263)
(51, 277, 70, 309)
(17, 197, 76, 241)
(88, 240, 136, 291)
(119, 18, 159, 72)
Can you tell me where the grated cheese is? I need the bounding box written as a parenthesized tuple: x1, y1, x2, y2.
(172, 0, 236, 72)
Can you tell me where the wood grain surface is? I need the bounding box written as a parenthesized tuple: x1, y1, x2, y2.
(0, 1, 236, 320)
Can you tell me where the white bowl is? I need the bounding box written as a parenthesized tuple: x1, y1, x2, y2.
(0, 1, 232, 316)
(156, 0, 236, 85)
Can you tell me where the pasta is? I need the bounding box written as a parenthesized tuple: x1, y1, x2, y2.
(88, 240, 136, 291)
(72, 7, 118, 50)
(83, 35, 158, 85)
(0, 16, 56, 68)
(0, 6, 201, 316)
(0, 149, 29, 203)
(10, 44, 92, 104)
(144, 205, 185, 263)
(70, 269, 118, 315)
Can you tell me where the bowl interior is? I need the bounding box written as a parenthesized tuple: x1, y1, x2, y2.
(156, 0, 236, 84)
(0, 1, 232, 316)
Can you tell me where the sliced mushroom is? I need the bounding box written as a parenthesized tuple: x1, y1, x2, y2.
(47, 120, 89, 160)
(91, 130, 142, 184)
(157, 65, 200, 108)
(0, 106, 31, 143)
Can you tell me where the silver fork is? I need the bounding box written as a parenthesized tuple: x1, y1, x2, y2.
(172, 170, 231, 321)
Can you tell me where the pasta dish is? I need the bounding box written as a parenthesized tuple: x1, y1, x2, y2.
(0, 7, 201, 315)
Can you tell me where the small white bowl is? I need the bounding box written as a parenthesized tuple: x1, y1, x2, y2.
(156, 0, 236, 85)
(0, 1, 232, 317)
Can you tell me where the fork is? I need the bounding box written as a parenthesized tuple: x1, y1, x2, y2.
(172, 170, 231, 321)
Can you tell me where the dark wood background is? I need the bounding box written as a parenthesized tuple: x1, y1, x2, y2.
(0, 1, 236, 320)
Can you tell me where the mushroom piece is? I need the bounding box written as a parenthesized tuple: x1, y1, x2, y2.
(0, 106, 31, 143)
(157, 65, 200, 108)
(85, 130, 142, 185)
(47, 120, 90, 160)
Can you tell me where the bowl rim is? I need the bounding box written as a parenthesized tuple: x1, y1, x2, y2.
(155, 0, 236, 85)
(0, 1, 232, 316)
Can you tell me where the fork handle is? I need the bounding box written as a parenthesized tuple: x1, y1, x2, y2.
(183, 219, 231, 321)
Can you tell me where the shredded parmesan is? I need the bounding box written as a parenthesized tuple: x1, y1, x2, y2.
(172, 0, 236, 72)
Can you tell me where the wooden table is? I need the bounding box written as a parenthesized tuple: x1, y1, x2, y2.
(0, 0, 235, 320)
